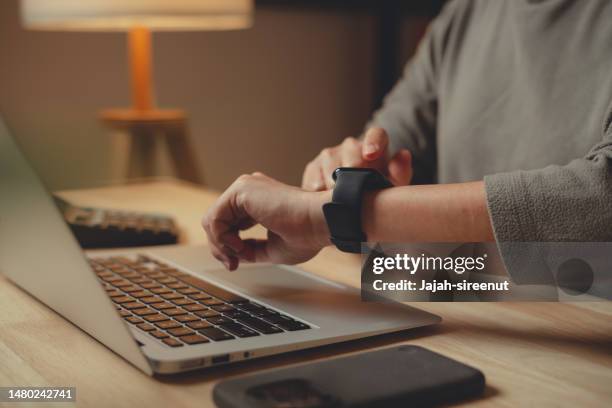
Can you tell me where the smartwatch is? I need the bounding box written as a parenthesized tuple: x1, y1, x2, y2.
(322, 168, 392, 253)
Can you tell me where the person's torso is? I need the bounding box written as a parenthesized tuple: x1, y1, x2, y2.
(436, 0, 612, 183)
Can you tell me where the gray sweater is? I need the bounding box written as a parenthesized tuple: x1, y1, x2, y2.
(370, 0, 612, 243)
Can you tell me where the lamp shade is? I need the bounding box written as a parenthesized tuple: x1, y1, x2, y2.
(21, 0, 253, 31)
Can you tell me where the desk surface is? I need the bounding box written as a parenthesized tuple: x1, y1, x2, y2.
(1, 179, 611, 407)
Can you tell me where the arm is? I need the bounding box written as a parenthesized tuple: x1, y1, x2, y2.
(202, 174, 494, 271)
(363, 181, 494, 242)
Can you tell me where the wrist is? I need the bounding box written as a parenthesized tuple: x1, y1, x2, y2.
(307, 189, 332, 248)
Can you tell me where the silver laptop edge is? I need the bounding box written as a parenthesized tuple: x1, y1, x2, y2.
(0, 117, 440, 375)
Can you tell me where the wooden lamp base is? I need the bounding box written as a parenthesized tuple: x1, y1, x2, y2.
(99, 27, 202, 184)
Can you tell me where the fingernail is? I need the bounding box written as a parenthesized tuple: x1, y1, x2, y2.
(364, 143, 379, 156)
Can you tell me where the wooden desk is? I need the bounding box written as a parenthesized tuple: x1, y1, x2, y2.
(1, 179, 610, 407)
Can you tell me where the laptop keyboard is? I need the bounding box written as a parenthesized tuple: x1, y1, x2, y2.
(89, 255, 310, 348)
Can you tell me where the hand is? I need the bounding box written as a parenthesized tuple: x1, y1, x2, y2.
(202, 172, 331, 270)
(301, 127, 413, 191)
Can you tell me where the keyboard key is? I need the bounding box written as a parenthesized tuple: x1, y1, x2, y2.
(107, 290, 123, 298)
(199, 327, 234, 341)
(160, 293, 183, 300)
(144, 313, 170, 323)
(112, 296, 134, 304)
(171, 298, 195, 306)
(186, 320, 212, 330)
(141, 296, 161, 304)
(151, 302, 174, 310)
(211, 304, 235, 312)
(195, 310, 220, 318)
(207, 316, 233, 325)
(162, 338, 184, 348)
(137, 323, 156, 332)
(123, 301, 145, 310)
(155, 320, 181, 330)
(133, 307, 157, 316)
(113, 280, 133, 288)
(188, 293, 211, 300)
(163, 307, 188, 317)
(179, 275, 248, 304)
(167, 282, 189, 290)
(122, 285, 142, 293)
(118, 310, 131, 317)
(130, 291, 152, 298)
(175, 314, 199, 323)
(141, 282, 162, 289)
(157, 277, 178, 284)
(125, 316, 143, 324)
(184, 304, 206, 312)
(236, 316, 283, 334)
(177, 287, 199, 295)
(149, 330, 169, 339)
(219, 322, 259, 338)
(250, 308, 279, 318)
(223, 310, 250, 319)
(168, 327, 194, 337)
(263, 315, 310, 331)
(130, 277, 150, 284)
(200, 298, 224, 306)
(180, 334, 210, 345)
(237, 302, 263, 312)
(151, 287, 172, 295)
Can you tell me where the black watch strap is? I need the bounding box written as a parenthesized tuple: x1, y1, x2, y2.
(322, 168, 392, 253)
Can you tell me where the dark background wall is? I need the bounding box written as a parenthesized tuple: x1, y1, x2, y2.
(0, 0, 440, 191)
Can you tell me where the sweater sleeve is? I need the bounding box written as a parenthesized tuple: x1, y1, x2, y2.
(484, 104, 612, 244)
(368, 1, 464, 184)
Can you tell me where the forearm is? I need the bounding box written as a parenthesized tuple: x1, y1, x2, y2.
(362, 181, 494, 242)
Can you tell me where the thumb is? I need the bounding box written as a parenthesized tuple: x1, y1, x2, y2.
(362, 127, 389, 162)
(387, 149, 412, 186)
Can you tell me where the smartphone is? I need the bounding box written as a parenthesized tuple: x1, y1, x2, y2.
(213, 345, 485, 408)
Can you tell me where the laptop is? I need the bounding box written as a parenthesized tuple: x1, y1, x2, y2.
(0, 118, 440, 375)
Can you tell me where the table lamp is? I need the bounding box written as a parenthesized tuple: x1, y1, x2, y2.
(21, 0, 253, 183)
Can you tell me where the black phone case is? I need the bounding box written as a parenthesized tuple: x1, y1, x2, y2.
(213, 345, 485, 408)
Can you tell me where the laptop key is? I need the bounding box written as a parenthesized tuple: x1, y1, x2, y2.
(130, 291, 152, 298)
(162, 338, 184, 348)
(188, 293, 211, 300)
(167, 282, 189, 290)
(149, 330, 169, 339)
(200, 298, 224, 306)
(236, 316, 283, 334)
(123, 301, 145, 310)
(119, 310, 131, 317)
(163, 307, 188, 316)
(223, 310, 250, 319)
(168, 327, 194, 337)
(160, 293, 183, 300)
(211, 304, 235, 312)
(112, 296, 134, 304)
(177, 287, 199, 295)
(133, 307, 157, 316)
(186, 320, 212, 330)
(264, 315, 310, 331)
(144, 313, 170, 323)
(175, 314, 199, 323)
(250, 308, 279, 318)
(180, 334, 210, 345)
(184, 304, 206, 312)
(141, 296, 161, 304)
(195, 310, 220, 318)
(141, 282, 162, 289)
(125, 316, 143, 324)
(151, 302, 174, 310)
(156, 320, 181, 330)
(171, 298, 195, 306)
(107, 290, 124, 298)
(137, 323, 156, 332)
(179, 275, 248, 304)
(150, 287, 172, 295)
(199, 327, 234, 341)
(219, 322, 259, 338)
(207, 316, 233, 325)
